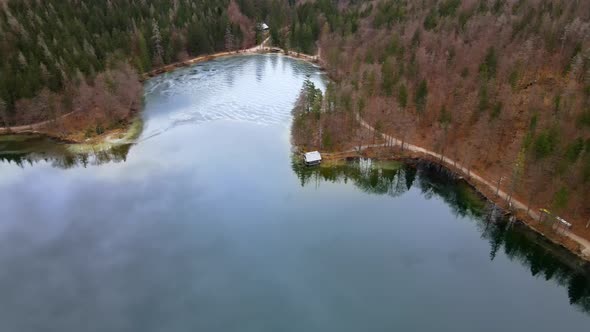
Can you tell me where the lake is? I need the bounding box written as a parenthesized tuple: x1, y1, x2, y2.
(0, 54, 589, 331)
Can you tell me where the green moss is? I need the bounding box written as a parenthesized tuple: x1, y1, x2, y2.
(123, 117, 144, 142)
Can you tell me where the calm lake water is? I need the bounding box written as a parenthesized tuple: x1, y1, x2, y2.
(0, 54, 589, 331)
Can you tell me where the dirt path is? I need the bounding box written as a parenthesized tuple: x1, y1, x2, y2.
(0, 110, 82, 135)
(356, 114, 590, 259)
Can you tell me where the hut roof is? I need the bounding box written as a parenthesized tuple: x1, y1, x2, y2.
(304, 151, 322, 163)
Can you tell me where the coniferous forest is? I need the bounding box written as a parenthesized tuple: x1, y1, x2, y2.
(0, 0, 250, 131)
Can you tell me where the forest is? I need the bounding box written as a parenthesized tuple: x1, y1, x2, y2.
(0, 0, 253, 137)
(289, 0, 590, 238)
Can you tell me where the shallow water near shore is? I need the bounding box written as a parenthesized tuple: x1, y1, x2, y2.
(0, 54, 589, 331)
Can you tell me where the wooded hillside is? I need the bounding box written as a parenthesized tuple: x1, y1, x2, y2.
(287, 0, 590, 233)
(0, 0, 254, 134)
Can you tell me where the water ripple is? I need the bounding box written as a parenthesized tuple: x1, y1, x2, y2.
(141, 55, 326, 139)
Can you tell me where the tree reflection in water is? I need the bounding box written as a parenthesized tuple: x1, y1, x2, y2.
(0, 135, 132, 169)
(292, 157, 590, 313)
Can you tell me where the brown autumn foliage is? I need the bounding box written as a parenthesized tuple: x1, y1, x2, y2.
(228, 0, 256, 48)
(7, 62, 142, 141)
(295, 0, 590, 237)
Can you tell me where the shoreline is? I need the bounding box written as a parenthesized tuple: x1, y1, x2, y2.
(182, 43, 590, 266)
(3, 43, 590, 271)
(0, 116, 139, 145)
(401, 155, 590, 273)
(354, 114, 590, 262)
(0, 116, 144, 155)
(313, 146, 590, 266)
(1, 43, 320, 146)
(301, 145, 590, 271)
(142, 46, 321, 81)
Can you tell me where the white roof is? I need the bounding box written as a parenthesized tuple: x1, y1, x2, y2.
(304, 151, 322, 162)
(556, 217, 572, 227)
(260, 23, 269, 30)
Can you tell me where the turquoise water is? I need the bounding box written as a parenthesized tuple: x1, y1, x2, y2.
(0, 55, 588, 331)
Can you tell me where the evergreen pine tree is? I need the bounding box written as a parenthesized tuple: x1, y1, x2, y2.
(151, 19, 164, 66)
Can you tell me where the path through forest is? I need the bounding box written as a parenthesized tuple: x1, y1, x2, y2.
(355, 114, 590, 258)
